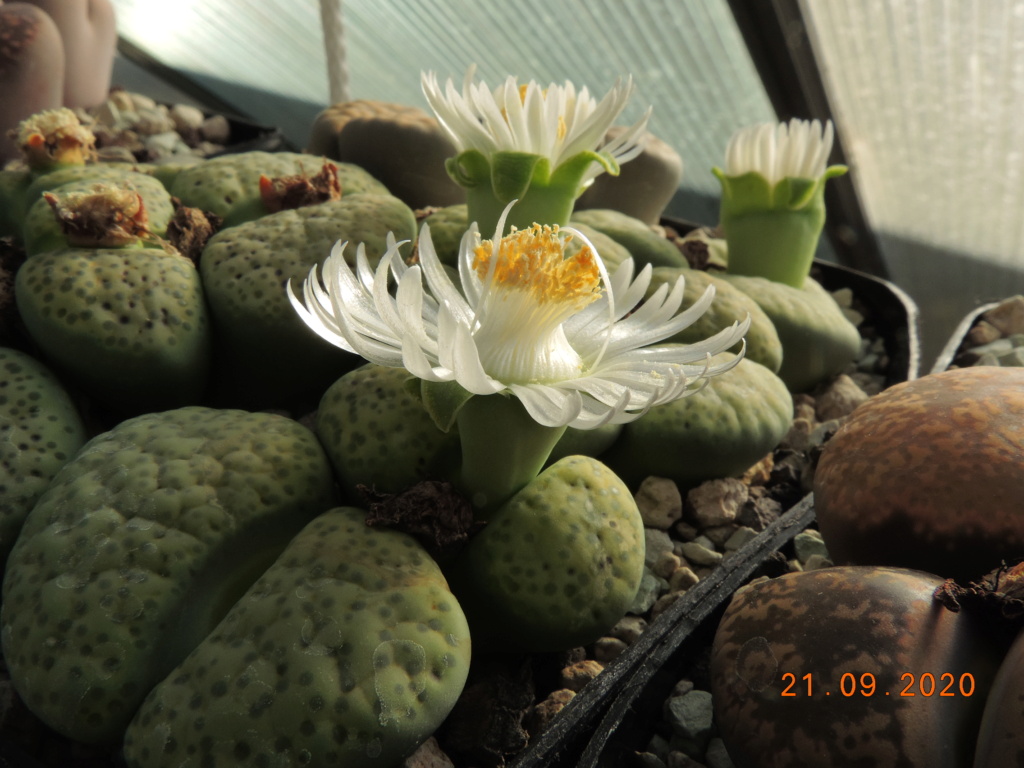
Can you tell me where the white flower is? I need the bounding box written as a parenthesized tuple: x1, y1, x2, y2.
(723, 118, 835, 185)
(422, 66, 651, 185)
(289, 203, 749, 430)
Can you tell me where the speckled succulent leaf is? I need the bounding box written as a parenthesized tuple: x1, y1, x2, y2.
(445, 455, 644, 652)
(22, 171, 175, 256)
(24, 161, 140, 206)
(418, 204, 468, 267)
(718, 273, 860, 392)
(15, 247, 211, 414)
(0, 347, 87, 567)
(647, 266, 783, 373)
(0, 406, 337, 745)
(200, 194, 416, 408)
(122, 507, 471, 768)
(169, 151, 389, 228)
(570, 208, 688, 269)
(602, 353, 793, 489)
(316, 365, 461, 499)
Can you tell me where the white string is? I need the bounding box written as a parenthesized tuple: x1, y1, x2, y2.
(319, 0, 350, 104)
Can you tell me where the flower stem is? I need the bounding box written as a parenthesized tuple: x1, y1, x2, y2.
(455, 394, 566, 518)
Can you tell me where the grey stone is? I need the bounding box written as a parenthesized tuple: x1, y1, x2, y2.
(645, 529, 676, 569)
(724, 526, 758, 551)
(629, 569, 666, 614)
(705, 738, 737, 768)
(794, 530, 829, 563)
(678, 541, 722, 567)
(665, 689, 714, 750)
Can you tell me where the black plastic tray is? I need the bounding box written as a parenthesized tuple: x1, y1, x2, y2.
(929, 302, 1000, 375)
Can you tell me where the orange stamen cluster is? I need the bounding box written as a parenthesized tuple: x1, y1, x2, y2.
(473, 224, 601, 306)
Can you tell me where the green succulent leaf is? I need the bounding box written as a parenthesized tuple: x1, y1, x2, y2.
(421, 379, 475, 433)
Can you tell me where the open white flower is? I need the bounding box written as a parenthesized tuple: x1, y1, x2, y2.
(289, 203, 749, 431)
(722, 118, 835, 185)
(422, 67, 650, 186)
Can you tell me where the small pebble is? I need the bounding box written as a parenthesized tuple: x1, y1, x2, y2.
(982, 295, 1024, 335)
(630, 569, 665, 615)
(651, 591, 685, 620)
(803, 553, 834, 571)
(593, 636, 628, 663)
(702, 524, 739, 548)
(664, 689, 715, 752)
(645, 529, 676, 569)
(815, 374, 869, 421)
(678, 541, 722, 567)
(705, 737, 737, 768)
(967, 320, 1002, 346)
(723, 526, 758, 552)
(201, 114, 231, 143)
(654, 551, 682, 579)
(560, 660, 604, 692)
(402, 738, 454, 768)
(610, 615, 648, 645)
(525, 689, 576, 737)
(636, 476, 684, 529)
(668, 566, 699, 592)
(793, 530, 829, 563)
(687, 478, 748, 528)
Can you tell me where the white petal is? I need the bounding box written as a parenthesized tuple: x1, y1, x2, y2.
(508, 383, 584, 428)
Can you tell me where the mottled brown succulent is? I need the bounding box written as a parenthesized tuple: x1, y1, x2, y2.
(711, 566, 1006, 768)
(814, 366, 1024, 581)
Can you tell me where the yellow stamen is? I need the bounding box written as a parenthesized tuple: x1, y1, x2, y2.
(473, 225, 601, 306)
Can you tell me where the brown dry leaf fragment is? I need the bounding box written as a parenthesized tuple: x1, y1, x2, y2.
(360, 480, 478, 560)
(258, 161, 341, 213)
(43, 184, 151, 247)
(166, 200, 222, 264)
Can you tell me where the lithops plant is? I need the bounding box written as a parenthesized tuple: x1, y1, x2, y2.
(711, 566, 1005, 768)
(168, 151, 390, 228)
(647, 266, 783, 373)
(21, 172, 175, 255)
(316, 364, 461, 500)
(0, 406, 337, 745)
(201, 193, 417, 408)
(445, 455, 645, 652)
(0, 3, 64, 163)
(122, 507, 471, 768)
(16, 243, 211, 414)
(718, 271, 860, 392)
(570, 207, 689, 269)
(602, 352, 792, 489)
(814, 366, 1024, 581)
(0, 346, 87, 568)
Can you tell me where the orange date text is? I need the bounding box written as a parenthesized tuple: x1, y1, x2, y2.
(780, 672, 976, 697)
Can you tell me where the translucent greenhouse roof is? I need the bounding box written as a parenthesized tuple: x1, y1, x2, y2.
(108, 0, 1024, 364)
